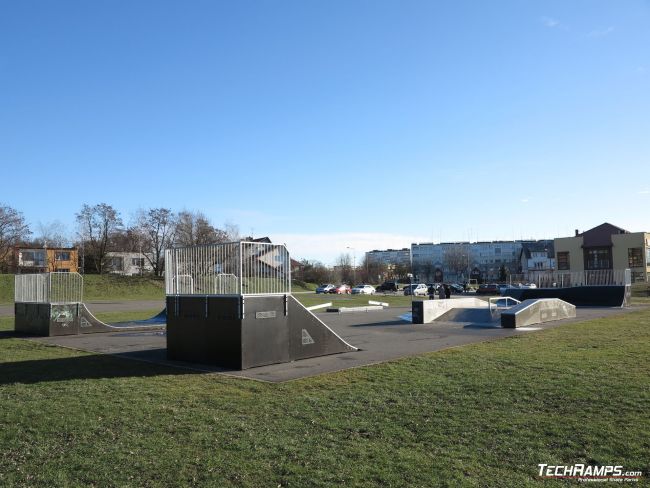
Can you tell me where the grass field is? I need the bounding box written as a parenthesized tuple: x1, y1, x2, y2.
(1, 306, 648, 486)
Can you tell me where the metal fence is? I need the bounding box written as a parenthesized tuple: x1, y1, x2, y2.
(522, 269, 632, 288)
(165, 242, 291, 296)
(15, 272, 84, 304)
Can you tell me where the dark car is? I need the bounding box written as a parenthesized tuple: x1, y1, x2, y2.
(376, 281, 399, 292)
(476, 283, 500, 295)
(449, 283, 464, 294)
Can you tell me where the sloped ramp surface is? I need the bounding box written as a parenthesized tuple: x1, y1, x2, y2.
(288, 295, 358, 360)
(501, 298, 576, 328)
(79, 303, 166, 334)
(435, 307, 499, 323)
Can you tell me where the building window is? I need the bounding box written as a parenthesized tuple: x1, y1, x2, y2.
(131, 258, 145, 267)
(628, 248, 643, 267)
(21, 251, 46, 267)
(585, 248, 611, 270)
(557, 252, 570, 270)
(55, 252, 70, 261)
(107, 256, 124, 271)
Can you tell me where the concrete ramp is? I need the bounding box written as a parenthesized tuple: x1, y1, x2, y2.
(501, 298, 576, 328)
(435, 307, 499, 323)
(411, 298, 487, 324)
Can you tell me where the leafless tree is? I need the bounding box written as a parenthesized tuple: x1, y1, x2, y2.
(443, 244, 470, 280)
(0, 204, 31, 271)
(224, 221, 240, 242)
(136, 208, 176, 277)
(76, 203, 123, 273)
(33, 220, 71, 248)
(175, 210, 228, 246)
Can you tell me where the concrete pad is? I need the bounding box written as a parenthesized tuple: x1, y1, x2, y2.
(27, 305, 643, 383)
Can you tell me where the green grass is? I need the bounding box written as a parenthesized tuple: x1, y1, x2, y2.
(1, 308, 649, 486)
(0, 274, 165, 304)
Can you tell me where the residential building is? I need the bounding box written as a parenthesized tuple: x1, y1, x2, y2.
(11, 247, 79, 274)
(554, 223, 649, 282)
(365, 248, 411, 267)
(411, 240, 524, 282)
(519, 240, 555, 281)
(105, 252, 153, 276)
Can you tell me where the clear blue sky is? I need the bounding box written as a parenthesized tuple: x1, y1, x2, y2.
(2, 1, 648, 264)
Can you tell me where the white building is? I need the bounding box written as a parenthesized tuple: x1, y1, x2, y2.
(365, 248, 411, 267)
(105, 252, 154, 276)
(411, 240, 530, 282)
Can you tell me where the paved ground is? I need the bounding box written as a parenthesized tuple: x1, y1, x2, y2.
(28, 304, 641, 383)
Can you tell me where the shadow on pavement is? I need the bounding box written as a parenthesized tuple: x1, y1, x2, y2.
(0, 352, 199, 385)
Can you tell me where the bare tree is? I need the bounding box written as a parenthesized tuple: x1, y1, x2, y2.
(0, 204, 31, 271)
(136, 208, 176, 277)
(443, 244, 470, 280)
(76, 203, 124, 273)
(175, 210, 228, 246)
(335, 253, 354, 284)
(33, 220, 71, 248)
(224, 221, 240, 242)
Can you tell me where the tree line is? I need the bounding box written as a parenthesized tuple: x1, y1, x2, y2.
(0, 202, 240, 275)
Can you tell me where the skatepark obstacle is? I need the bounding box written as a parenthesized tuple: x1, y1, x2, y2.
(14, 272, 165, 336)
(500, 298, 576, 328)
(165, 242, 357, 369)
(504, 269, 632, 307)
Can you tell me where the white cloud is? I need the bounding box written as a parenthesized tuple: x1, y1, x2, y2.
(271, 232, 429, 265)
(541, 16, 561, 28)
(588, 26, 615, 38)
(638, 190, 650, 195)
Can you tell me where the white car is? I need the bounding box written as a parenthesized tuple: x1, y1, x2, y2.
(351, 284, 376, 295)
(404, 283, 428, 296)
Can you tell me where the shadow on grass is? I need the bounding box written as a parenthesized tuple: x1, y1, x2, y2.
(0, 351, 202, 385)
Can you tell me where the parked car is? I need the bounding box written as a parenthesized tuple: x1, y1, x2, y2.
(476, 283, 500, 295)
(351, 284, 376, 295)
(330, 284, 351, 294)
(426, 283, 439, 295)
(449, 283, 465, 294)
(316, 284, 336, 294)
(404, 283, 428, 296)
(497, 284, 510, 294)
(376, 281, 399, 292)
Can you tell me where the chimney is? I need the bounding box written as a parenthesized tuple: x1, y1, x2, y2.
(575, 229, 579, 236)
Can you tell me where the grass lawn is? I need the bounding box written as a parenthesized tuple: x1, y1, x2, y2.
(1, 307, 649, 486)
(0, 274, 165, 304)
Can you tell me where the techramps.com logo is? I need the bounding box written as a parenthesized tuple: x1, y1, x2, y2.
(538, 464, 643, 482)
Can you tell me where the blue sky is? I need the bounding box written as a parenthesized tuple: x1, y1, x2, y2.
(1, 1, 649, 264)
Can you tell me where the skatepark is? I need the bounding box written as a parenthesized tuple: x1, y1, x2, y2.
(24, 298, 633, 382)
(12, 241, 637, 382)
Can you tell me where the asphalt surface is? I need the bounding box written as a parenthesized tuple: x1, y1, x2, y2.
(28, 303, 642, 383)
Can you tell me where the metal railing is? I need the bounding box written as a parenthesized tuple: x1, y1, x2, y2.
(165, 242, 291, 296)
(519, 269, 632, 288)
(15, 272, 84, 304)
(488, 296, 521, 313)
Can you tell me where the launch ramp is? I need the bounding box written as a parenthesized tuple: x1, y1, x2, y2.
(165, 242, 357, 370)
(501, 298, 576, 328)
(14, 272, 165, 336)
